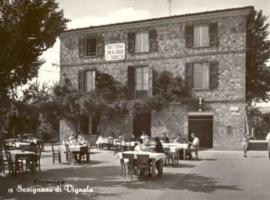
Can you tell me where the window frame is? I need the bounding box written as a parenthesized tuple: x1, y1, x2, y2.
(134, 66, 149, 98)
(85, 37, 97, 57)
(193, 24, 210, 48)
(85, 69, 96, 92)
(192, 62, 210, 90)
(135, 32, 150, 53)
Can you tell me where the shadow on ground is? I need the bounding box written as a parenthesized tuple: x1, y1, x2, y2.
(0, 162, 240, 200)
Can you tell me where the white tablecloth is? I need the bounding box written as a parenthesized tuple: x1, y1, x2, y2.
(9, 150, 37, 162)
(96, 137, 109, 144)
(117, 151, 166, 161)
(162, 143, 189, 152)
(14, 142, 31, 148)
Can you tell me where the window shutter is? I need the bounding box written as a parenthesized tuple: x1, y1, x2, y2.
(79, 38, 85, 57)
(149, 29, 158, 52)
(209, 61, 219, 90)
(128, 32, 135, 53)
(185, 63, 193, 88)
(78, 70, 86, 92)
(209, 23, 218, 46)
(185, 25, 194, 48)
(128, 67, 135, 99)
(96, 36, 104, 57)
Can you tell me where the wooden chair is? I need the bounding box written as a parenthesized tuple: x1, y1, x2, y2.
(64, 144, 72, 164)
(5, 150, 24, 175)
(51, 144, 61, 164)
(0, 149, 9, 174)
(26, 147, 42, 173)
(136, 154, 151, 178)
(122, 153, 135, 180)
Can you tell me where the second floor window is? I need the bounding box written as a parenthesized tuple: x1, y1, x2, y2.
(135, 32, 149, 53)
(194, 25, 209, 47)
(185, 23, 218, 48)
(79, 36, 104, 58)
(86, 38, 97, 56)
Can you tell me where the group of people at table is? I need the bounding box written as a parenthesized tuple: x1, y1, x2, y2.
(97, 131, 200, 178)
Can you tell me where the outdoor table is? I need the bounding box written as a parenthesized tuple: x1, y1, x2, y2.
(162, 143, 189, 159)
(58, 144, 88, 163)
(117, 151, 166, 177)
(9, 150, 37, 175)
(14, 142, 31, 149)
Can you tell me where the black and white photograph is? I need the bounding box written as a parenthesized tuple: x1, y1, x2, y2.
(0, 0, 270, 199)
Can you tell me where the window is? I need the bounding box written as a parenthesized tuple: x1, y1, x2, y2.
(192, 63, 209, 89)
(135, 32, 149, 53)
(127, 66, 149, 99)
(79, 36, 103, 57)
(194, 25, 209, 47)
(85, 38, 97, 56)
(86, 70, 96, 92)
(185, 23, 218, 48)
(78, 70, 96, 92)
(185, 62, 219, 90)
(135, 67, 149, 97)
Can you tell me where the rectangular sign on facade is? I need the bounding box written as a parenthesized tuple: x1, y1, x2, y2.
(105, 43, 125, 61)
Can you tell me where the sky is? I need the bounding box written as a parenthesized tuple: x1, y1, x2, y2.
(38, 0, 270, 104)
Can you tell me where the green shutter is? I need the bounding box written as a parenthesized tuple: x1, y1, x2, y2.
(128, 32, 135, 53)
(79, 38, 85, 57)
(128, 67, 135, 99)
(185, 25, 194, 48)
(209, 61, 219, 90)
(78, 70, 85, 92)
(209, 23, 218, 46)
(149, 29, 158, 52)
(185, 63, 193, 88)
(96, 36, 104, 57)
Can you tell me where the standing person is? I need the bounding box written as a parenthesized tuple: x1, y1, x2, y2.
(189, 132, 200, 160)
(241, 134, 250, 157)
(266, 132, 270, 160)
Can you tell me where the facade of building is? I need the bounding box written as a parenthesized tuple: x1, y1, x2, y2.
(59, 6, 253, 150)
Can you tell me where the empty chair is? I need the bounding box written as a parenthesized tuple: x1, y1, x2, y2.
(51, 144, 61, 164)
(121, 153, 136, 180)
(136, 154, 151, 178)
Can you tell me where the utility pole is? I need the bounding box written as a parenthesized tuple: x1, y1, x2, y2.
(168, 0, 172, 16)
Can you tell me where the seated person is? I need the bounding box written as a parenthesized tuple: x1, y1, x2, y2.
(161, 132, 170, 143)
(140, 131, 150, 145)
(189, 132, 200, 159)
(96, 133, 105, 149)
(130, 134, 137, 142)
(152, 137, 165, 176)
(78, 134, 89, 145)
(134, 139, 146, 151)
(174, 134, 186, 143)
(68, 134, 78, 145)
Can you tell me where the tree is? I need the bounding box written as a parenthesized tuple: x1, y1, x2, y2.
(246, 9, 270, 104)
(0, 0, 68, 96)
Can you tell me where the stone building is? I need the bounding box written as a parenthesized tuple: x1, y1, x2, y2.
(59, 6, 253, 150)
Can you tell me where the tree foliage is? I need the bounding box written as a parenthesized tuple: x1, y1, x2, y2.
(0, 0, 68, 96)
(246, 9, 270, 103)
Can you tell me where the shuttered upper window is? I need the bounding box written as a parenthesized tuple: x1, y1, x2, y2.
(185, 61, 219, 90)
(194, 25, 209, 47)
(185, 23, 218, 48)
(128, 29, 158, 53)
(79, 36, 104, 57)
(135, 32, 149, 53)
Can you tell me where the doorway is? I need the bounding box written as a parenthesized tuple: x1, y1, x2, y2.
(188, 115, 213, 148)
(133, 112, 151, 138)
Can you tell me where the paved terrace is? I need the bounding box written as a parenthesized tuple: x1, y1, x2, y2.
(0, 148, 270, 200)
